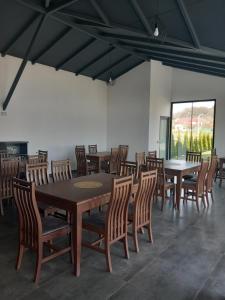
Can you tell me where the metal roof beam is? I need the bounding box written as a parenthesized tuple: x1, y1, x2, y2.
(56, 38, 96, 70)
(129, 0, 153, 36)
(32, 27, 72, 63)
(47, 0, 80, 14)
(45, 0, 51, 8)
(89, 0, 110, 26)
(93, 54, 132, 79)
(75, 46, 115, 75)
(176, 0, 201, 49)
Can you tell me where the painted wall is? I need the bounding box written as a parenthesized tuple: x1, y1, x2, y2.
(107, 62, 150, 160)
(171, 68, 225, 156)
(0, 55, 108, 167)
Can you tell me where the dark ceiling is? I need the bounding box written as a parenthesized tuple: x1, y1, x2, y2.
(1, 0, 225, 109)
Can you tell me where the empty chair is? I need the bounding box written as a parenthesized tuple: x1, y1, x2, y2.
(118, 145, 129, 162)
(75, 145, 98, 176)
(88, 144, 97, 154)
(135, 152, 146, 174)
(120, 161, 138, 179)
(51, 159, 72, 182)
(13, 178, 71, 284)
(148, 150, 157, 158)
(182, 161, 209, 212)
(82, 175, 133, 272)
(186, 151, 202, 163)
(0, 158, 20, 216)
(205, 156, 218, 205)
(128, 170, 157, 252)
(146, 157, 175, 211)
(107, 147, 119, 174)
(28, 155, 43, 164)
(38, 150, 48, 162)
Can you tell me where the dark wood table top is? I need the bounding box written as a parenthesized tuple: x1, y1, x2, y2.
(164, 159, 201, 171)
(86, 151, 111, 158)
(36, 173, 117, 204)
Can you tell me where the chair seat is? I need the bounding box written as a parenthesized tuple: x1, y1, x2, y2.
(83, 212, 106, 233)
(182, 179, 197, 189)
(42, 216, 70, 235)
(183, 173, 195, 180)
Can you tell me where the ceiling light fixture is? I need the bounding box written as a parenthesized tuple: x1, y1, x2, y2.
(154, 0, 159, 37)
(154, 22, 159, 37)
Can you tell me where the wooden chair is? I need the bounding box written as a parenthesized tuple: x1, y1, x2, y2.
(182, 161, 209, 212)
(106, 147, 119, 174)
(146, 157, 175, 211)
(128, 170, 157, 252)
(0, 158, 20, 216)
(13, 178, 71, 284)
(148, 150, 157, 158)
(51, 159, 72, 182)
(88, 144, 97, 154)
(26, 162, 57, 217)
(82, 175, 133, 272)
(118, 145, 129, 162)
(135, 152, 145, 174)
(120, 161, 138, 179)
(186, 151, 202, 163)
(28, 155, 43, 164)
(38, 150, 48, 162)
(205, 156, 218, 205)
(75, 145, 98, 176)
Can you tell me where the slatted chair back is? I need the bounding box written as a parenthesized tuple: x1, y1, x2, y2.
(118, 145, 129, 162)
(148, 150, 157, 158)
(38, 150, 48, 162)
(108, 147, 119, 173)
(134, 170, 157, 228)
(186, 151, 202, 163)
(206, 156, 217, 191)
(106, 175, 133, 243)
(28, 155, 42, 164)
(146, 157, 165, 188)
(120, 161, 138, 179)
(88, 144, 97, 154)
(26, 162, 49, 186)
(197, 160, 209, 195)
(75, 145, 87, 176)
(0, 151, 9, 160)
(51, 159, 72, 182)
(13, 178, 42, 250)
(0, 158, 20, 199)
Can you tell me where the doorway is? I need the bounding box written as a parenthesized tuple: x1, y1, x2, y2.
(159, 116, 170, 159)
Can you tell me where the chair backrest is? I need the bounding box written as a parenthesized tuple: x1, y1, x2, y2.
(120, 161, 138, 179)
(75, 145, 87, 176)
(135, 152, 145, 166)
(26, 162, 49, 186)
(109, 147, 119, 173)
(146, 157, 165, 188)
(134, 170, 157, 227)
(0, 158, 20, 198)
(28, 155, 46, 164)
(13, 178, 42, 249)
(118, 145, 129, 162)
(148, 150, 157, 158)
(186, 151, 202, 163)
(38, 150, 48, 162)
(88, 144, 97, 154)
(51, 159, 72, 182)
(0, 151, 9, 160)
(197, 160, 209, 195)
(206, 155, 217, 191)
(106, 175, 133, 242)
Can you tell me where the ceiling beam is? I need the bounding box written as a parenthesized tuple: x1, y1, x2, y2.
(75, 46, 115, 75)
(1, 14, 39, 57)
(129, 0, 153, 36)
(89, 0, 110, 26)
(176, 0, 201, 49)
(112, 59, 145, 80)
(93, 54, 132, 79)
(32, 27, 72, 63)
(2, 15, 47, 110)
(47, 0, 80, 15)
(56, 38, 96, 70)
(163, 62, 225, 78)
(45, 0, 51, 8)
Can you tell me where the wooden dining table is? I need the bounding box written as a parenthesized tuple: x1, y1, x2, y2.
(86, 151, 111, 172)
(36, 173, 122, 277)
(165, 160, 201, 210)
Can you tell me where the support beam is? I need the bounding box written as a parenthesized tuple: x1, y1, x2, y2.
(113, 59, 145, 80)
(129, 0, 153, 35)
(45, 0, 51, 8)
(93, 54, 132, 80)
(32, 27, 72, 63)
(1, 15, 39, 57)
(163, 62, 225, 78)
(47, 0, 80, 14)
(89, 0, 110, 26)
(75, 46, 115, 75)
(2, 15, 47, 111)
(176, 0, 201, 48)
(56, 38, 96, 70)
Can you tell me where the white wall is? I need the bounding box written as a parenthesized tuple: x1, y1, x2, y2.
(0, 55, 108, 167)
(149, 60, 172, 152)
(107, 62, 150, 160)
(171, 68, 225, 156)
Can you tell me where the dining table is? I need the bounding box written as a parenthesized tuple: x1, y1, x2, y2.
(165, 160, 201, 210)
(36, 172, 136, 277)
(86, 151, 111, 173)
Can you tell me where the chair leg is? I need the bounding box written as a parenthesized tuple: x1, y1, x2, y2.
(105, 244, 112, 273)
(211, 190, 214, 202)
(132, 226, 139, 253)
(202, 194, 206, 208)
(16, 244, 25, 270)
(196, 193, 200, 212)
(0, 199, 4, 216)
(161, 190, 165, 211)
(205, 192, 209, 206)
(147, 223, 153, 244)
(34, 243, 43, 284)
(123, 235, 130, 259)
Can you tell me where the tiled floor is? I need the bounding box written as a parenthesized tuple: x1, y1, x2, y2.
(1, 183, 225, 300)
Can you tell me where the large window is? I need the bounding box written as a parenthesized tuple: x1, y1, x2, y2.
(170, 100, 216, 159)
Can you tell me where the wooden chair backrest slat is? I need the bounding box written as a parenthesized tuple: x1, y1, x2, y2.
(206, 155, 217, 191)
(120, 161, 138, 179)
(146, 157, 165, 187)
(51, 159, 72, 182)
(26, 162, 49, 186)
(148, 151, 157, 158)
(109, 148, 119, 174)
(186, 151, 202, 163)
(0, 158, 20, 198)
(75, 146, 87, 176)
(88, 145, 97, 154)
(38, 150, 48, 163)
(197, 160, 209, 194)
(118, 145, 129, 162)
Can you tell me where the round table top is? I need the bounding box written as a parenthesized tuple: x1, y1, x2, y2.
(74, 181, 103, 189)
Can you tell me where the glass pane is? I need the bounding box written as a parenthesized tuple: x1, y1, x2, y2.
(171, 102, 192, 159)
(191, 101, 215, 157)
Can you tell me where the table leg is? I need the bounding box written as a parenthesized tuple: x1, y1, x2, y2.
(73, 205, 82, 277)
(98, 157, 101, 173)
(176, 173, 182, 210)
